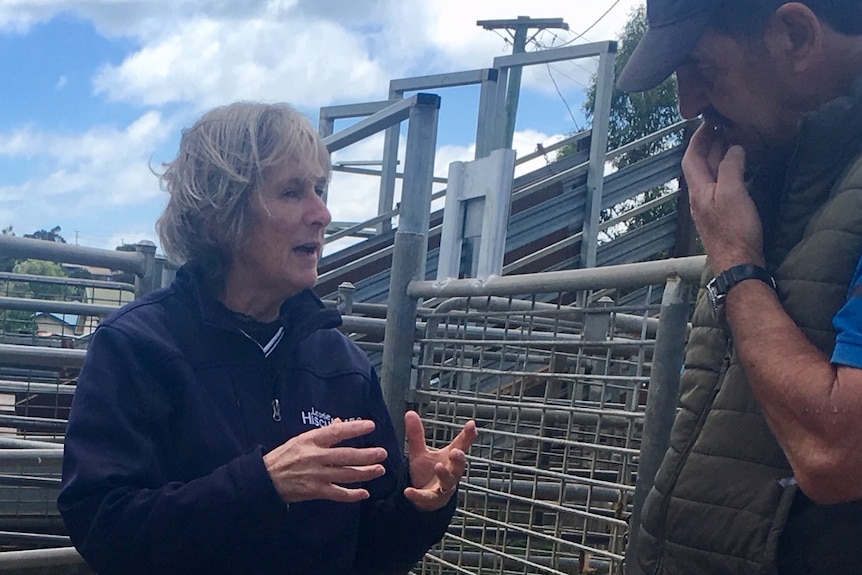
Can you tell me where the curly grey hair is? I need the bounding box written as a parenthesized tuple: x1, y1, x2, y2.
(156, 101, 330, 286)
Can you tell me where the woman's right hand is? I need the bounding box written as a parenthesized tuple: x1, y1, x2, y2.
(263, 419, 387, 503)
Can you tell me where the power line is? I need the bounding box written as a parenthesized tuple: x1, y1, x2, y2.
(478, 16, 570, 148)
(556, 0, 624, 47)
(545, 65, 581, 132)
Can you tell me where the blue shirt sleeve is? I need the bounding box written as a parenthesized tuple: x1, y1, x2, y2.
(831, 255, 862, 368)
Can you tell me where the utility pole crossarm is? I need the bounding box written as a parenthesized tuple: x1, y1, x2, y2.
(477, 16, 570, 149)
(476, 17, 569, 31)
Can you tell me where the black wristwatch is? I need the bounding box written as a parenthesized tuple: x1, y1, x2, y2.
(706, 264, 778, 318)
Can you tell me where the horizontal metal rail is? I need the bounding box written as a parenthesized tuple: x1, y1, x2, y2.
(330, 164, 448, 184)
(322, 93, 438, 153)
(503, 189, 681, 274)
(0, 450, 64, 462)
(0, 532, 71, 546)
(0, 344, 86, 369)
(513, 128, 592, 166)
(0, 236, 145, 275)
(0, 380, 76, 396)
(410, 256, 706, 298)
(0, 272, 135, 292)
(605, 118, 694, 164)
(0, 437, 63, 449)
(0, 296, 118, 317)
(0, 547, 83, 570)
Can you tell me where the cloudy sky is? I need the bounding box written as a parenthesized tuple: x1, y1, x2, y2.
(0, 0, 643, 254)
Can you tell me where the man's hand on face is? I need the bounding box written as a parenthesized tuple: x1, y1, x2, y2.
(403, 410, 478, 512)
(263, 419, 387, 504)
(685, 123, 766, 273)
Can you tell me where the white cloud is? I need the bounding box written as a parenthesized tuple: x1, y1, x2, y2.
(0, 111, 174, 224)
(4, 1, 644, 109)
(0, 0, 646, 250)
(93, 16, 392, 110)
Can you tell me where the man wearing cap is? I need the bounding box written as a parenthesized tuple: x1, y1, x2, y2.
(617, 1, 862, 574)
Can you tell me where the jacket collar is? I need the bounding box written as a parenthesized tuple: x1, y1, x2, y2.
(171, 264, 342, 336)
(759, 75, 862, 267)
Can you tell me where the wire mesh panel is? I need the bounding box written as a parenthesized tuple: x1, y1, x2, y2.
(0, 273, 133, 536)
(414, 286, 664, 575)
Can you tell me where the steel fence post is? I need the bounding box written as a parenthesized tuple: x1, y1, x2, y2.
(380, 94, 440, 445)
(625, 275, 690, 573)
(133, 241, 157, 298)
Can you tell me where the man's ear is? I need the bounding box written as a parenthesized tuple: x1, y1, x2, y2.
(768, 2, 823, 73)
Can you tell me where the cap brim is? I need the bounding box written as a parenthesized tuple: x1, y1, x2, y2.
(616, 9, 713, 93)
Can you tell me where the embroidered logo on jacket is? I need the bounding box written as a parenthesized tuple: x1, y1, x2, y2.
(300, 407, 360, 428)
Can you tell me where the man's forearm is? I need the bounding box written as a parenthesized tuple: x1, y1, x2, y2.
(725, 279, 862, 503)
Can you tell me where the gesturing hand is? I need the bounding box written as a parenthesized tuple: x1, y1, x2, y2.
(263, 419, 387, 504)
(403, 411, 478, 512)
(684, 123, 765, 273)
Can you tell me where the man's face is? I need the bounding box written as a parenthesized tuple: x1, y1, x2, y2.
(675, 29, 800, 164)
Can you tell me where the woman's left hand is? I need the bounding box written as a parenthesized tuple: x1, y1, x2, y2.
(403, 410, 478, 511)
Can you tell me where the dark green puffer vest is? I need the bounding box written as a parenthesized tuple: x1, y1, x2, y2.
(634, 79, 862, 575)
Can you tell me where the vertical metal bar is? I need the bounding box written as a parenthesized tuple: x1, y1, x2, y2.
(318, 112, 335, 139)
(318, 112, 336, 206)
(336, 282, 355, 315)
(377, 88, 404, 235)
(133, 241, 157, 297)
(502, 21, 529, 149)
(436, 161, 465, 281)
(475, 69, 499, 159)
(625, 276, 689, 574)
(580, 45, 617, 268)
(493, 67, 510, 152)
(153, 255, 167, 290)
(475, 148, 516, 280)
(380, 94, 440, 444)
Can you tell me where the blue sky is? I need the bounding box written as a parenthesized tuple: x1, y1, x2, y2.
(0, 0, 642, 253)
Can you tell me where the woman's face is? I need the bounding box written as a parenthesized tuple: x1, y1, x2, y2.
(229, 154, 331, 302)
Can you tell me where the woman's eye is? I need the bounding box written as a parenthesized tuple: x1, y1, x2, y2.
(315, 187, 325, 197)
(282, 189, 298, 198)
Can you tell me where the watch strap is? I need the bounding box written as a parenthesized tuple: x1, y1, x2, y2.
(713, 264, 777, 295)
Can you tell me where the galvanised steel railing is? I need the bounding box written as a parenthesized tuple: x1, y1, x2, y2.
(393, 256, 704, 575)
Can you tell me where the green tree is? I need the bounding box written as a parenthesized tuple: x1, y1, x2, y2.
(12, 259, 69, 300)
(24, 225, 66, 243)
(580, 4, 684, 244)
(0, 226, 15, 272)
(584, 4, 681, 168)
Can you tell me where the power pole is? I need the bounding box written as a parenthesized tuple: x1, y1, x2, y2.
(477, 16, 569, 148)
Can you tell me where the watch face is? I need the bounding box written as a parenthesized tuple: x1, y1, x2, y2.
(706, 278, 724, 319)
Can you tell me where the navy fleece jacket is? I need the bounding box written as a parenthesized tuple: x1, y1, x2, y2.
(58, 266, 454, 574)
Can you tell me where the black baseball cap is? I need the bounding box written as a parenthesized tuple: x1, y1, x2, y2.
(617, 0, 721, 92)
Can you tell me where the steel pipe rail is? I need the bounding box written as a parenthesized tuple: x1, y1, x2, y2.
(409, 256, 706, 299)
(0, 449, 64, 462)
(0, 379, 76, 396)
(413, 391, 643, 427)
(464, 478, 623, 504)
(0, 437, 64, 449)
(0, 296, 118, 317)
(0, 344, 86, 369)
(0, 532, 71, 547)
(322, 93, 436, 153)
(0, 235, 145, 274)
(0, 547, 83, 570)
(0, 272, 135, 292)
